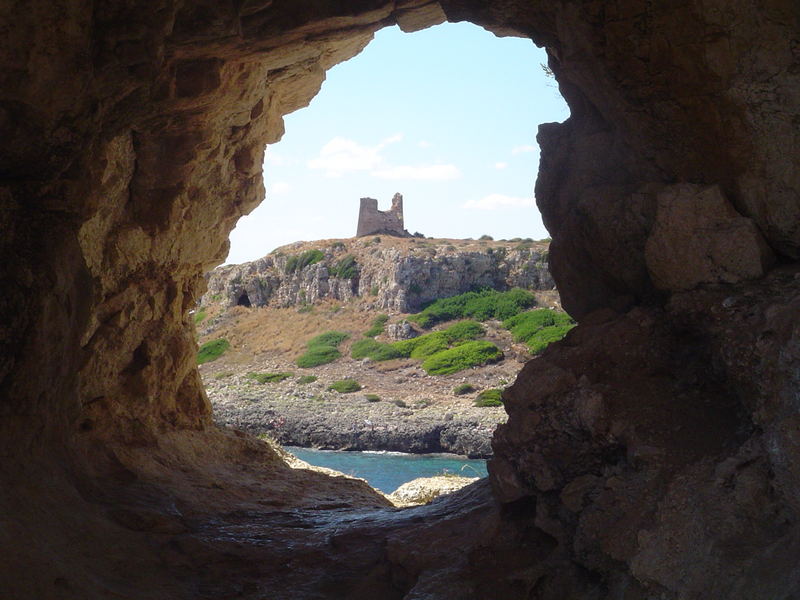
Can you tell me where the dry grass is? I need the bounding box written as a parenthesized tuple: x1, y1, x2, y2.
(198, 301, 375, 363)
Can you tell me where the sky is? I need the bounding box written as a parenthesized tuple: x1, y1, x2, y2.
(225, 22, 569, 264)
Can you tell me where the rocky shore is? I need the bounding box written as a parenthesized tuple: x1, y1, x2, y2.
(208, 374, 505, 457)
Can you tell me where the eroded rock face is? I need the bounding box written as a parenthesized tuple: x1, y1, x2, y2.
(1, 1, 799, 598)
(645, 183, 775, 291)
(203, 238, 553, 312)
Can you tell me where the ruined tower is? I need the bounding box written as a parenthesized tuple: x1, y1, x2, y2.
(356, 192, 409, 237)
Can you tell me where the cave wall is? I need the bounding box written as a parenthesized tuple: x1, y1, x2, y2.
(1, 1, 798, 598)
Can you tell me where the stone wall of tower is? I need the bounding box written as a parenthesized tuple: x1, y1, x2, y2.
(356, 193, 407, 237)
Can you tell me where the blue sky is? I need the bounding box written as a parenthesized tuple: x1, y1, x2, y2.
(226, 22, 569, 264)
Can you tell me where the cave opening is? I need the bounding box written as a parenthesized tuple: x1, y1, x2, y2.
(203, 21, 570, 495)
(237, 292, 252, 307)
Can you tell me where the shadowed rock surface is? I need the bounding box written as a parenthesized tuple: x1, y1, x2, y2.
(1, 1, 799, 599)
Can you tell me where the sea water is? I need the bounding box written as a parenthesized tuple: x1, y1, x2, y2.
(285, 447, 488, 494)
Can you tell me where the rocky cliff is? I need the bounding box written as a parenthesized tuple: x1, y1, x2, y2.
(202, 237, 553, 313)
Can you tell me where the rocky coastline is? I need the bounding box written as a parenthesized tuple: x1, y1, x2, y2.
(208, 375, 505, 458)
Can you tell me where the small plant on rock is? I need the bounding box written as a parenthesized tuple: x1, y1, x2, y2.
(297, 375, 318, 385)
(365, 394, 381, 402)
(328, 379, 362, 393)
(197, 339, 229, 364)
(246, 372, 292, 384)
(296, 331, 349, 367)
(453, 383, 476, 396)
(474, 388, 503, 407)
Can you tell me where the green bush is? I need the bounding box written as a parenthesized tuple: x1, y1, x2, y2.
(297, 375, 318, 384)
(408, 332, 450, 359)
(479, 234, 494, 241)
(393, 399, 408, 408)
(214, 371, 233, 380)
(453, 383, 476, 395)
(526, 324, 575, 354)
(442, 320, 484, 343)
(328, 379, 362, 393)
(297, 347, 340, 368)
(308, 331, 349, 348)
(474, 388, 503, 407)
(408, 288, 535, 328)
(285, 249, 324, 274)
(421, 341, 503, 375)
(351, 338, 402, 361)
(193, 309, 207, 325)
(330, 254, 358, 279)
(246, 372, 292, 384)
(364, 314, 389, 337)
(503, 309, 575, 354)
(197, 339, 229, 364)
(365, 394, 380, 402)
(296, 331, 349, 367)
(390, 320, 484, 360)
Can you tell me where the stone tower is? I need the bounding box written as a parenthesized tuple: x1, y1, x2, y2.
(356, 192, 409, 237)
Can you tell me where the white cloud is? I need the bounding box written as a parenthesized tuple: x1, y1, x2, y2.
(372, 164, 461, 181)
(494, 162, 508, 170)
(308, 134, 403, 177)
(268, 181, 291, 195)
(418, 140, 432, 148)
(511, 145, 537, 155)
(264, 150, 284, 165)
(463, 193, 536, 210)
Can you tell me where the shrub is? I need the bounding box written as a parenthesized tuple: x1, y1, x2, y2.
(408, 283, 423, 295)
(390, 321, 484, 359)
(297, 347, 340, 367)
(328, 379, 362, 393)
(442, 320, 484, 343)
(370, 285, 379, 296)
(246, 372, 292, 384)
(421, 341, 503, 375)
(330, 254, 358, 279)
(364, 314, 389, 337)
(285, 249, 324, 274)
(296, 331, 349, 367)
(214, 371, 234, 380)
(193, 309, 207, 325)
(351, 338, 402, 361)
(453, 383, 476, 395)
(408, 288, 535, 328)
(479, 234, 494, 241)
(503, 309, 575, 354)
(407, 332, 449, 359)
(308, 331, 349, 348)
(393, 399, 408, 408)
(297, 375, 318, 384)
(197, 339, 229, 364)
(526, 324, 575, 354)
(474, 388, 503, 407)
(365, 394, 381, 402)
(331, 241, 346, 251)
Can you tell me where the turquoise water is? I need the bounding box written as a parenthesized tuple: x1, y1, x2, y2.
(285, 447, 488, 494)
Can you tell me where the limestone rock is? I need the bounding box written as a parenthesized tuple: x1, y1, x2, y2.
(203, 238, 554, 313)
(645, 184, 775, 291)
(386, 320, 418, 340)
(388, 475, 478, 506)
